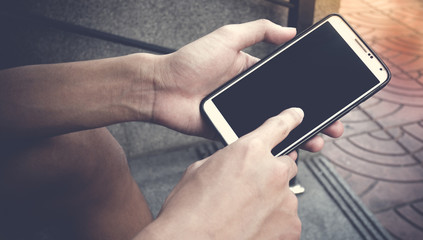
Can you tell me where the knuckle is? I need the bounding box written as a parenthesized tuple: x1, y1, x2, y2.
(216, 24, 237, 36)
(287, 191, 299, 208)
(270, 158, 297, 185)
(257, 18, 272, 26)
(268, 115, 289, 129)
(288, 157, 299, 176)
(266, 111, 302, 135)
(246, 137, 266, 149)
(239, 137, 266, 155)
(278, 163, 292, 179)
(291, 217, 302, 238)
(230, 137, 268, 171)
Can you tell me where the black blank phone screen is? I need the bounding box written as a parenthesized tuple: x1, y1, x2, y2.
(212, 22, 379, 155)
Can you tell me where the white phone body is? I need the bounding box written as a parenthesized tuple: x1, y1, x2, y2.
(201, 14, 391, 156)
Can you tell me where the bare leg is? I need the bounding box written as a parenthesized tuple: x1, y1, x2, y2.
(0, 128, 152, 240)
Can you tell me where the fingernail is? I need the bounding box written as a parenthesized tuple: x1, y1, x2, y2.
(291, 107, 304, 118)
(284, 27, 297, 33)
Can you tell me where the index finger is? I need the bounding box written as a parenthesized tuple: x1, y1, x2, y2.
(214, 19, 297, 50)
(246, 108, 304, 149)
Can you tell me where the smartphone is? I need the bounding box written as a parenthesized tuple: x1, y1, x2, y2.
(201, 14, 391, 156)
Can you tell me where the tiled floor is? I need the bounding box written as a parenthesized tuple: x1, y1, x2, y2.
(322, 0, 423, 239)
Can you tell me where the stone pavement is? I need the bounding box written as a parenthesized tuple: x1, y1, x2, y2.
(321, 0, 423, 239)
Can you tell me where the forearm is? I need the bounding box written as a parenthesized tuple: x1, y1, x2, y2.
(0, 53, 157, 141)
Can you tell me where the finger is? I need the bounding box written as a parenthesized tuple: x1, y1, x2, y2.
(299, 120, 343, 152)
(215, 19, 297, 50)
(277, 155, 298, 180)
(247, 108, 304, 149)
(287, 150, 298, 161)
(300, 135, 325, 152)
(241, 52, 260, 69)
(235, 52, 261, 74)
(321, 120, 344, 138)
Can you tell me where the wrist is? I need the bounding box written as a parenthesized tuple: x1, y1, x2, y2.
(121, 53, 162, 122)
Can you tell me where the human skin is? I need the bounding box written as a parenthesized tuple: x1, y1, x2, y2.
(136, 108, 305, 240)
(0, 19, 343, 239)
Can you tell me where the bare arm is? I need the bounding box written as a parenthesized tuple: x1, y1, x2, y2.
(1, 20, 345, 239)
(0, 53, 157, 142)
(0, 20, 343, 148)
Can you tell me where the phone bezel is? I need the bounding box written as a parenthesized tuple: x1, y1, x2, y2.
(201, 14, 391, 156)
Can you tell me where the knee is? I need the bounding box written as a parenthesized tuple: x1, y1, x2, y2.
(53, 128, 132, 197)
(62, 128, 129, 183)
(0, 128, 131, 232)
(56, 128, 134, 206)
(1, 128, 131, 200)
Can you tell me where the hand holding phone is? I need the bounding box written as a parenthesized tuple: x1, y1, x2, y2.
(150, 108, 303, 240)
(201, 14, 391, 156)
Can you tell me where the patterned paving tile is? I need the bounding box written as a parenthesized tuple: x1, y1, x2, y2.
(330, 137, 416, 165)
(323, 0, 423, 238)
(343, 171, 378, 197)
(324, 142, 423, 182)
(373, 105, 423, 128)
(397, 205, 423, 229)
(376, 209, 423, 240)
(360, 181, 423, 212)
(361, 100, 401, 119)
(331, 108, 382, 138)
(367, 0, 423, 35)
(403, 122, 423, 141)
(413, 200, 423, 214)
(348, 132, 409, 156)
